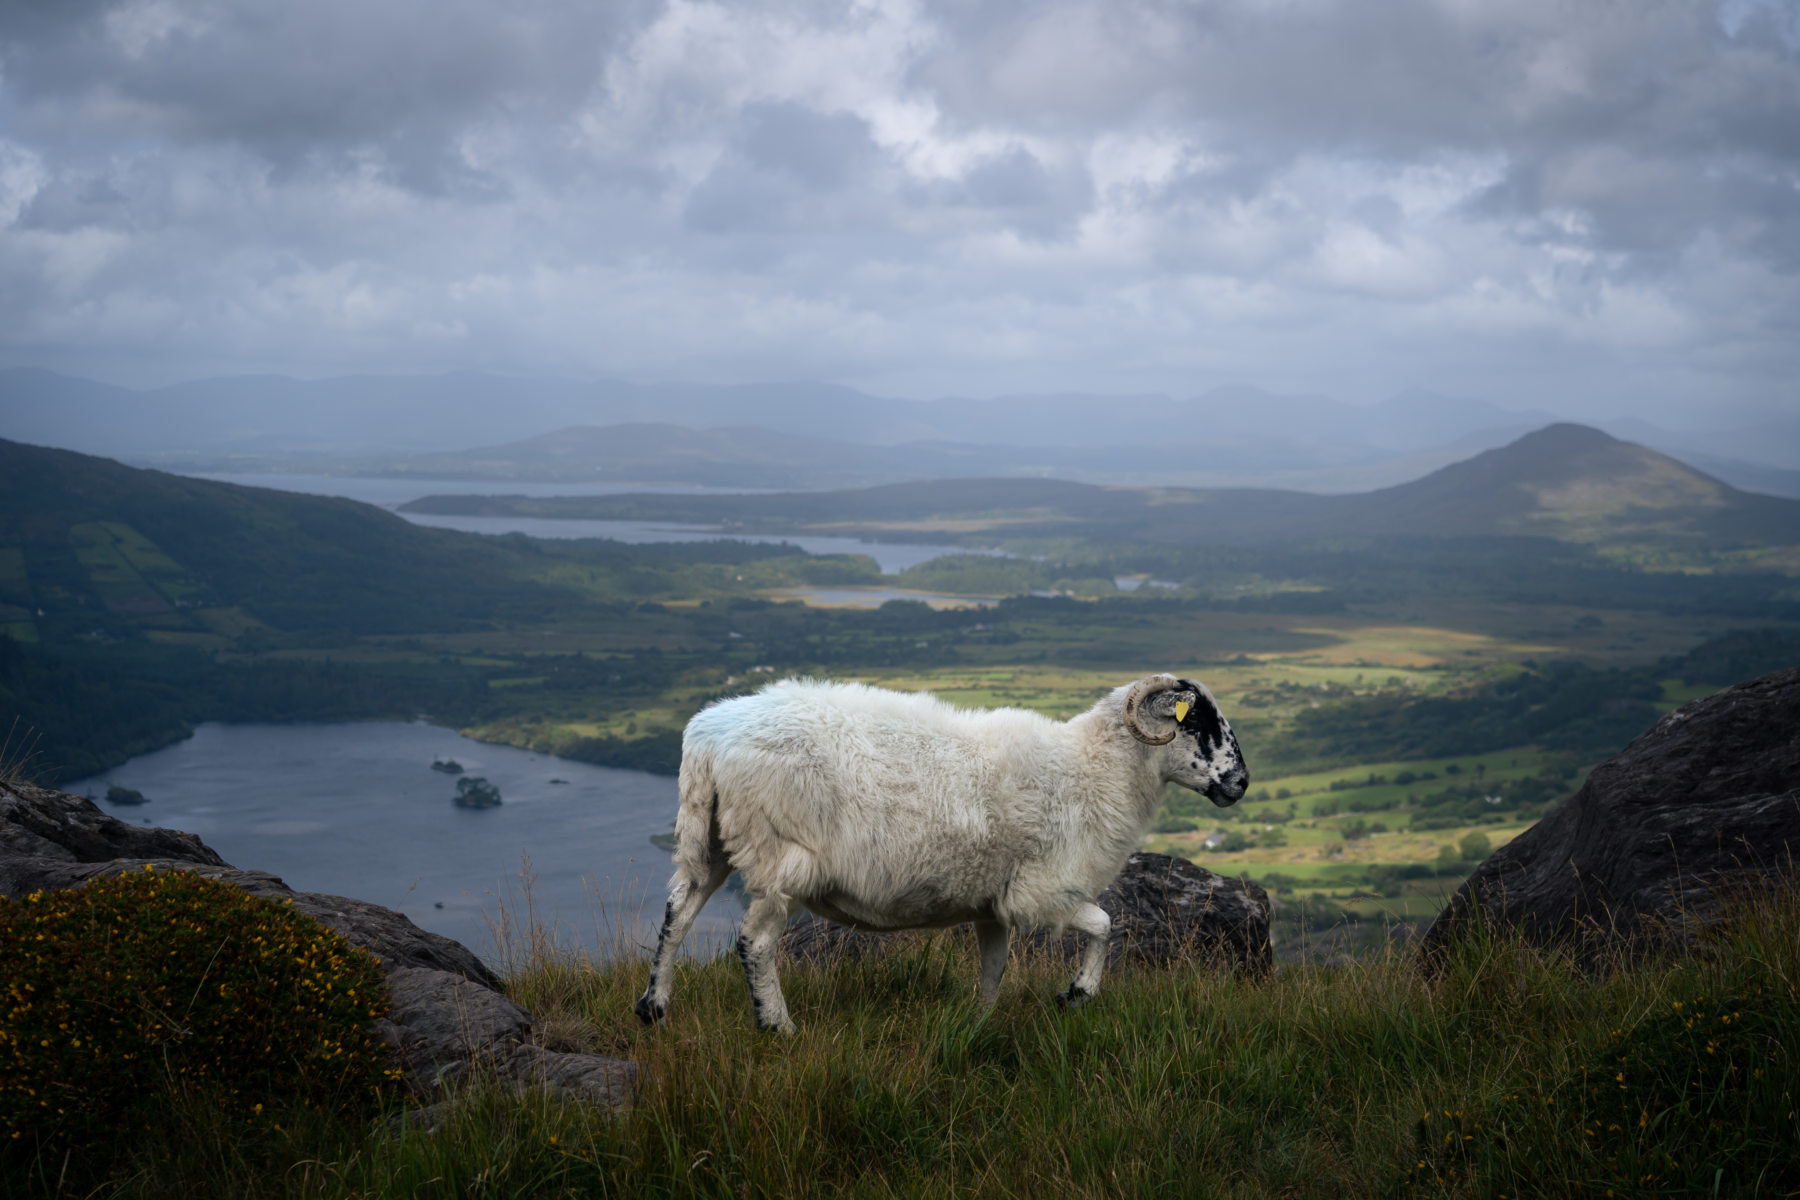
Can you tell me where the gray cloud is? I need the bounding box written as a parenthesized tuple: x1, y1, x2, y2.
(0, 0, 1794, 427)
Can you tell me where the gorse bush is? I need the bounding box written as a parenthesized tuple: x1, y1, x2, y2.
(0, 866, 398, 1144)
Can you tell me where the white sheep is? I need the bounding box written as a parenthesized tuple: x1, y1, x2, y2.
(634, 673, 1248, 1033)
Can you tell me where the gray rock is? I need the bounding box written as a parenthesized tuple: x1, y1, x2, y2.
(1421, 666, 1800, 960)
(504, 1045, 637, 1108)
(1070, 850, 1273, 972)
(781, 851, 1272, 975)
(380, 966, 535, 1077)
(1, 780, 224, 894)
(0, 781, 635, 1109)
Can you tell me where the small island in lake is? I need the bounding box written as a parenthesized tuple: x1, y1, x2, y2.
(430, 758, 465, 775)
(453, 776, 502, 808)
(104, 783, 150, 806)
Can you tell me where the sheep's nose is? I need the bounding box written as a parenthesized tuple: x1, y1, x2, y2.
(1207, 771, 1248, 806)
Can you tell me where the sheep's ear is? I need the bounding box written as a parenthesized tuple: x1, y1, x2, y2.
(1174, 700, 1191, 723)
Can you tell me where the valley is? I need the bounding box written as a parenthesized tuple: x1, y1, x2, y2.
(3, 428, 1798, 955)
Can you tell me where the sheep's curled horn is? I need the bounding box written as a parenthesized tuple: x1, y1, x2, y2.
(1123, 675, 1185, 745)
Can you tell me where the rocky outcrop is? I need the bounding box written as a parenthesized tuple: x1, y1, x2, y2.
(1422, 666, 1800, 960)
(0, 781, 634, 1110)
(1, 780, 227, 888)
(782, 851, 1272, 974)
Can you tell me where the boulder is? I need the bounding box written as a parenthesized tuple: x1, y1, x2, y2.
(1, 779, 225, 889)
(782, 851, 1272, 974)
(1421, 666, 1800, 960)
(0, 780, 635, 1109)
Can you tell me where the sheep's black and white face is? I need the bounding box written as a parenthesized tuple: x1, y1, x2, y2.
(1145, 680, 1250, 806)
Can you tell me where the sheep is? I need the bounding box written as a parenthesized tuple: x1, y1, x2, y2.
(634, 673, 1248, 1033)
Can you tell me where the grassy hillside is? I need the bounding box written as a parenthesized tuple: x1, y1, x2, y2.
(0, 437, 898, 640)
(0, 438, 583, 637)
(7, 882, 1795, 1198)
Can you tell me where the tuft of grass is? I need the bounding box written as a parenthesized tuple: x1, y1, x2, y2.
(0, 717, 42, 787)
(5, 884, 1796, 1198)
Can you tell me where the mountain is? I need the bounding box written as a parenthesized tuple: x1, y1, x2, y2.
(403, 425, 1800, 553)
(1334, 423, 1791, 542)
(0, 367, 1564, 476)
(8, 365, 1792, 495)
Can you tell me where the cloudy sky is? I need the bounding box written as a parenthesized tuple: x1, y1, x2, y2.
(0, 0, 1796, 424)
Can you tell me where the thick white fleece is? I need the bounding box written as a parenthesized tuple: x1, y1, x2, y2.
(677, 679, 1178, 931)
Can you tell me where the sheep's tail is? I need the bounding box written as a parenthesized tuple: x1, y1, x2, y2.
(671, 738, 724, 884)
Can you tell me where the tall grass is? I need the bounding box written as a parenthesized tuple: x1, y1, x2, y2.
(0, 716, 43, 786)
(6, 884, 1795, 1198)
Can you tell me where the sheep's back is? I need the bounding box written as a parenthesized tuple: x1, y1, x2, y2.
(684, 681, 1059, 900)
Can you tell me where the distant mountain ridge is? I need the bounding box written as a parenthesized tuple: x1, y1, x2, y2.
(4, 366, 1795, 497)
(403, 424, 1800, 553)
(0, 366, 1545, 459)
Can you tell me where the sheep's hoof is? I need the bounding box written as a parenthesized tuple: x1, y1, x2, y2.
(1054, 985, 1092, 1009)
(634, 995, 666, 1025)
(756, 1016, 799, 1036)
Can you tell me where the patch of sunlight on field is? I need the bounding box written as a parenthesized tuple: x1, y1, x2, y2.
(851, 646, 1487, 725)
(1152, 821, 1535, 870)
(1276, 621, 1555, 668)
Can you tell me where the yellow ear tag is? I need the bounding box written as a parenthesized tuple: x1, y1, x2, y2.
(1174, 700, 1191, 723)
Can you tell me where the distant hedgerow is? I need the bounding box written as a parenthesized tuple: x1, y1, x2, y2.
(0, 867, 398, 1144)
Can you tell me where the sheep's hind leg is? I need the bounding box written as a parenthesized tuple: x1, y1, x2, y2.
(737, 894, 798, 1035)
(635, 859, 731, 1025)
(1055, 903, 1112, 1008)
(974, 919, 1010, 1007)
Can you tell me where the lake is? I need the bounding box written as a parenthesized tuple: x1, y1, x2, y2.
(188, 472, 994, 575)
(63, 721, 740, 967)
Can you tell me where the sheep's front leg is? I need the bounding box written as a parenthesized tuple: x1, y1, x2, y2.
(737, 895, 798, 1035)
(1055, 903, 1112, 1008)
(974, 918, 1010, 1007)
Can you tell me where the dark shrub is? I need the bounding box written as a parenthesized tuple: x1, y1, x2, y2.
(0, 867, 396, 1144)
